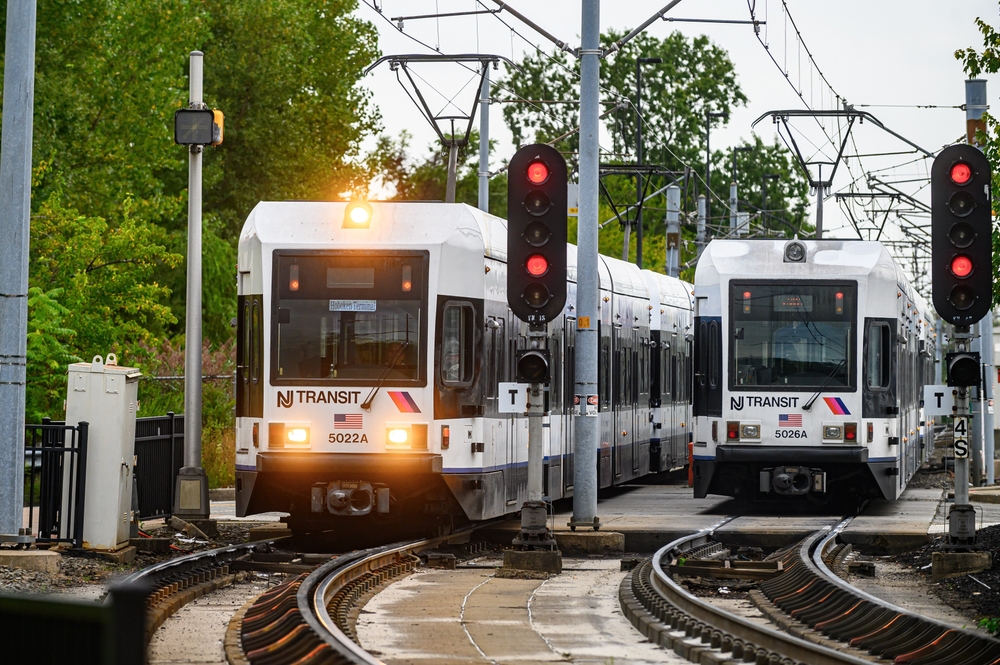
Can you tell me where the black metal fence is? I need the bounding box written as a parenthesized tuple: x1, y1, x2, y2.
(134, 412, 185, 520)
(24, 420, 89, 548)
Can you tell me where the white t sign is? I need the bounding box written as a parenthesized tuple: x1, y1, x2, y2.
(498, 382, 528, 413)
(923, 385, 954, 417)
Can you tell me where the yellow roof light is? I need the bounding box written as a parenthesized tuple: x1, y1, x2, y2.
(344, 200, 373, 228)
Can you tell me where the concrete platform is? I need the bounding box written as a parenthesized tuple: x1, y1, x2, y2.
(841, 488, 944, 554)
(479, 483, 950, 555)
(0, 549, 61, 573)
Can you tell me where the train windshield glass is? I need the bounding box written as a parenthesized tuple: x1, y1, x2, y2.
(272, 251, 428, 385)
(730, 282, 856, 390)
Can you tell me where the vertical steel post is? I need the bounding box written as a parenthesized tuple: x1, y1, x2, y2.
(950, 326, 976, 547)
(665, 185, 680, 278)
(635, 61, 643, 269)
(175, 51, 209, 519)
(972, 323, 984, 485)
(571, 0, 600, 531)
(446, 141, 459, 203)
(478, 67, 490, 213)
(815, 166, 824, 239)
(696, 194, 707, 260)
(935, 319, 944, 385)
(0, 0, 37, 542)
(967, 78, 994, 485)
(728, 181, 738, 235)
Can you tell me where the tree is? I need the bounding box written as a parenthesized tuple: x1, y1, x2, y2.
(955, 9, 1000, 306)
(497, 29, 808, 275)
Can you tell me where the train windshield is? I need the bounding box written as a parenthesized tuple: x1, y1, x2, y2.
(272, 251, 428, 385)
(730, 282, 856, 390)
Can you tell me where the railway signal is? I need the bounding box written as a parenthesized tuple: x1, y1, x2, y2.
(507, 144, 568, 324)
(930, 143, 992, 326)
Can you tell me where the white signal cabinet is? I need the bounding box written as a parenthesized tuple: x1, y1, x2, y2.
(65, 354, 141, 550)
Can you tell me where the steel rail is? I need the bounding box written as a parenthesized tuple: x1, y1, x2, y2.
(646, 519, 870, 665)
(807, 520, 1000, 664)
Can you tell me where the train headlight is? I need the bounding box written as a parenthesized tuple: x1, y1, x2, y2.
(824, 426, 843, 440)
(287, 427, 310, 445)
(388, 428, 409, 445)
(740, 424, 760, 439)
(343, 200, 373, 229)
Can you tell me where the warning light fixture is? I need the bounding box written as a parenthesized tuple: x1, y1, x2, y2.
(951, 255, 973, 278)
(526, 254, 549, 277)
(289, 264, 300, 291)
(950, 162, 972, 185)
(527, 160, 549, 184)
(931, 144, 992, 325)
(506, 144, 568, 324)
(343, 200, 373, 229)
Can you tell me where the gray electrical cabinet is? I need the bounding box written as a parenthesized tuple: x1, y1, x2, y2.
(65, 354, 141, 551)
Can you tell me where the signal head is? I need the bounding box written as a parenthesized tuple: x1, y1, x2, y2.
(950, 255, 973, 278)
(525, 254, 549, 277)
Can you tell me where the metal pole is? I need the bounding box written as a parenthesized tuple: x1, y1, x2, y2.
(949, 325, 976, 547)
(985, 314, 996, 485)
(635, 60, 643, 269)
(935, 319, 944, 385)
(665, 185, 680, 278)
(696, 194, 706, 260)
(515, 325, 554, 548)
(972, 323, 984, 485)
(0, 0, 37, 542)
(571, 0, 600, 531)
(445, 141, 459, 203)
(175, 51, 209, 520)
(705, 115, 711, 228)
(728, 181, 738, 235)
(478, 68, 490, 213)
(815, 166, 824, 239)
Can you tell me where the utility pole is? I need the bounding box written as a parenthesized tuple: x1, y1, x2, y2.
(0, 0, 37, 544)
(635, 56, 662, 269)
(761, 173, 779, 232)
(175, 51, 210, 522)
(478, 68, 490, 213)
(814, 165, 824, 239)
(696, 194, 707, 260)
(665, 185, 680, 277)
(704, 110, 728, 229)
(571, 0, 601, 532)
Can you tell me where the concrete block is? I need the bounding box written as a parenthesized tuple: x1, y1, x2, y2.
(249, 523, 289, 541)
(130, 537, 170, 553)
(90, 545, 137, 565)
(931, 550, 993, 580)
(168, 515, 210, 540)
(556, 531, 624, 555)
(0, 549, 61, 573)
(187, 519, 218, 538)
(502, 549, 562, 574)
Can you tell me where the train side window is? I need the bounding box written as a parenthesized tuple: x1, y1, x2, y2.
(708, 320, 719, 389)
(866, 322, 890, 389)
(441, 301, 475, 387)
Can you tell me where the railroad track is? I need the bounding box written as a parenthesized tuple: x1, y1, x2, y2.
(224, 532, 481, 665)
(621, 518, 1000, 665)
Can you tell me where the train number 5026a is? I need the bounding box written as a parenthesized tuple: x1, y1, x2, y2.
(328, 433, 369, 444)
(775, 429, 808, 439)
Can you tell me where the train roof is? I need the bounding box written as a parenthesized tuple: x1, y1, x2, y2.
(242, 200, 692, 308)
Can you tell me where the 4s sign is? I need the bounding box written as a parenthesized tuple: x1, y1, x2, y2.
(954, 416, 970, 459)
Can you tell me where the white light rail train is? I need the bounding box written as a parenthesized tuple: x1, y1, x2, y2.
(234, 201, 693, 534)
(691, 239, 935, 503)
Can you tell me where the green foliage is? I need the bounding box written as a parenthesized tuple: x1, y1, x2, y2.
(370, 130, 509, 218)
(979, 616, 1000, 635)
(497, 29, 809, 276)
(26, 288, 81, 423)
(955, 7, 1000, 306)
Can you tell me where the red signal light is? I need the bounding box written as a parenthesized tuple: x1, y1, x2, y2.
(950, 162, 972, 186)
(526, 254, 549, 277)
(951, 255, 973, 278)
(527, 160, 549, 185)
(743, 291, 751, 299)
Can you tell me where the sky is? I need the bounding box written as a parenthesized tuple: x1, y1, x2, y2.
(353, 0, 1000, 279)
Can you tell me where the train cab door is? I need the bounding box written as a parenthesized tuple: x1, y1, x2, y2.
(612, 324, 624, 480)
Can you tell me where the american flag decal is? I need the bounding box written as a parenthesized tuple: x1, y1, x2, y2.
(778, 414, 802, 428)
(334, 413, 363, 429)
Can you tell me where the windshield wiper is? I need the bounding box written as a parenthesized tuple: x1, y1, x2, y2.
(361, 341, 410, 412)
(802, 358, 847, 411)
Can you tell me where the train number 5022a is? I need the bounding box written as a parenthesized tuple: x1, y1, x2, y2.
(775, 429, 808, 439)
(328, 433, 369, 444)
